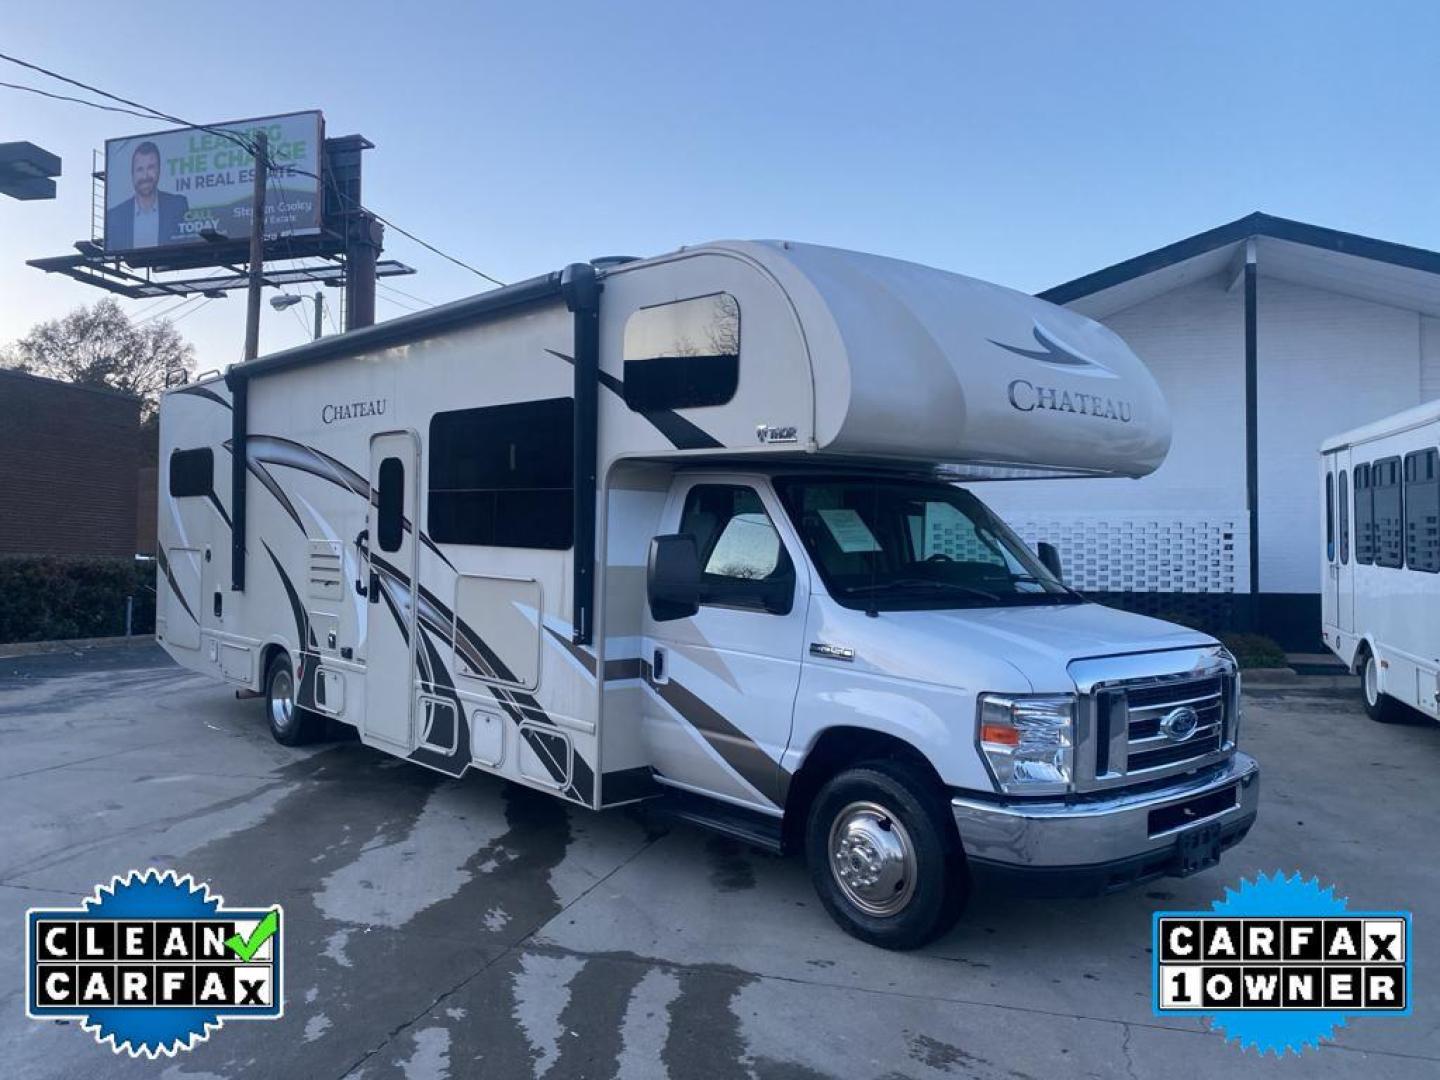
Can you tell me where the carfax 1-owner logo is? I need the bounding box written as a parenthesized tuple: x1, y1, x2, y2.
(1153, 871, 1412, 1055)
(25, 869, 283, 1058)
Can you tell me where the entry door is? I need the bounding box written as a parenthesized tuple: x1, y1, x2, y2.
(363, 432, 420, 751)
(640, 479, 808, 812)
(1336, 454, 1355, 634)
(1323, 461, 1339, 631)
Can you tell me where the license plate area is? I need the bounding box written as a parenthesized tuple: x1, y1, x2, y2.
(1170, 821, 1223, 876)
(1147, 784, 1238, 838)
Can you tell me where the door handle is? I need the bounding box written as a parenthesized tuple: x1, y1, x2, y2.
(650, 646, 668, 685)
(368, 570, 380, 604)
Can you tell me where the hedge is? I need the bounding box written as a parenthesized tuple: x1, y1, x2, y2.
(0, 555, 156, 644)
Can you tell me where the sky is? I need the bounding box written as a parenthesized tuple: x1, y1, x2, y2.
(3, 1, 1439, 369)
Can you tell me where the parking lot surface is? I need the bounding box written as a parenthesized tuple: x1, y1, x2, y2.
(1, 644, 1436, 1079)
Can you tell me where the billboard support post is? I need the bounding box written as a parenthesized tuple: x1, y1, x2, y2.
(344, 213, 382, 331)
(242, 132, 268, 362)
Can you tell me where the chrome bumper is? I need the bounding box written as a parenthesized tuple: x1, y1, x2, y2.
(951, 752, 1259, 871)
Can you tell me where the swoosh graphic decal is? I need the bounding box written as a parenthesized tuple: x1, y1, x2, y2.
(989, 322, 1114, 374)
(545, 348, 722, 450)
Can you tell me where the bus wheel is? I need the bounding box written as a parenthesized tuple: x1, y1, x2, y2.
(804, 758, 967, 950)
(265, 652, 325, 746)
(1360, 650, 1404, 724)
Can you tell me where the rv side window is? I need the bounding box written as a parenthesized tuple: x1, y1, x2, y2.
(1325, 472, 1334, 562)
(377, 457, 404, 553)
(1404, 448, 1439, 573)
(622, 293, 740, 412)
(428, 398, 574, 549)
(1372, 456, 1403, 568)
(1338, 470, 1349, 564)
(678, 484, 794, 614)
(1354, 463, 1374, 564)
(169, 447, 213, 498)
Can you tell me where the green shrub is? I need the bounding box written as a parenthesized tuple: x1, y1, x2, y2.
(1219, 632, 1289, 670)
(0, 556, 156, 644)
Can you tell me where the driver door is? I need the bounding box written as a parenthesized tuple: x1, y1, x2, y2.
(640, 479, 808, 812)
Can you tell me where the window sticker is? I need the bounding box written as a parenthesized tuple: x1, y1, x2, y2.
(817, 508, 881, 553)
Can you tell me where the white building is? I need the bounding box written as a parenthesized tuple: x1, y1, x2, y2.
(984, 213, 1440, 648)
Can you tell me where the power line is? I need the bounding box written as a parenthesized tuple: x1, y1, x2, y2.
(0, 51, 262, 158)
(168, 297, 216, 326)
(375, 281, 435, 309)
(0, 79, 157, 122)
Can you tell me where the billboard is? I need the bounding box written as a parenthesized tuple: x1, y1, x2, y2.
(103, 111, 323, 254)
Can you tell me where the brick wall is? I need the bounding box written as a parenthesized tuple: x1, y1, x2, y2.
(0, 369, 140, 558)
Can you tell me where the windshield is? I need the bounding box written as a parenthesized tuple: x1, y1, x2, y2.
(774, 476, 1080, 611)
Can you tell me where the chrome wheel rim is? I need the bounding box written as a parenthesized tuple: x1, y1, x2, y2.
(827, 800, 917, 917)
(270, 667, 295, 732)
(1364, 656, 1378, 707)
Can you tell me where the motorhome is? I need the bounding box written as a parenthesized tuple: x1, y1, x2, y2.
(157, 240, 1259, 949)
(1320, 401, 1440, 723)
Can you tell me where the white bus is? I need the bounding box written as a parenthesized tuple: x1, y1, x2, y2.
(1321, 400, 1440, 722)
(159, 240, 1258, 949)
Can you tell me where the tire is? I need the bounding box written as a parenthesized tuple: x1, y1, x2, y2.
(805, 758, 967, 950)
(1359, 649, 1404, 724)
(265, 652, 326, 746)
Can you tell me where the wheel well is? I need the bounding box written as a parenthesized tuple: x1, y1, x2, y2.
(782, 727, 948, 852)
(260, 643, 287, 688)
(1352, 639, 1372, 675)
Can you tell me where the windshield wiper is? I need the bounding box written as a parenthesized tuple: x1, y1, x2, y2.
(1009, 573, 1084, 599)
(844, 579, 1002, 602)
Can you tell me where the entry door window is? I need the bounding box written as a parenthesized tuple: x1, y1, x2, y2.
(678, 485, 794, 614)
(377, 456, 405, 553)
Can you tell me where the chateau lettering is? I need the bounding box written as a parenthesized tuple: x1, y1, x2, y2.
(322, 400, 387, 424)
(1007, 379, 1132, 423)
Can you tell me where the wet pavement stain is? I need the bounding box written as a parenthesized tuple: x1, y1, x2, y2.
(151, 741, 586, 1079)
(704, 835, 758, 892)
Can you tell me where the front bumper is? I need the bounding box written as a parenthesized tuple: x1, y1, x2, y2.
(950, 752, 1259, 896)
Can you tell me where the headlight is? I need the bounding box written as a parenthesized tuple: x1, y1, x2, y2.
(977, 693, 1075, 795)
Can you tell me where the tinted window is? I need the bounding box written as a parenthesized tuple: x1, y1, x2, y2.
(678, 485, 793, 614)
(1325, 472, 1335, 562)
(377, 457, 404, 553)
(1354, 463, 1374, 564)
(623, 293, 739, 412)
(1373, 457, 1403, 568)
(169, 447, 213, 497)
(1338, 470, 1349, 564)
(1404, 448, 1439, 573)
(428, 398, 574, 549)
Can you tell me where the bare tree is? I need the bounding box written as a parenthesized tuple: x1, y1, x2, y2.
(0, 298, 196, 416)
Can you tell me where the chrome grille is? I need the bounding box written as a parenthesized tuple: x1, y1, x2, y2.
(1072, 648, 1238, 792)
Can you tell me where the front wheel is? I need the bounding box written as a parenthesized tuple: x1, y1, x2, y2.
(805, 759, 967, 950)
(1360, 650, 1405, 724)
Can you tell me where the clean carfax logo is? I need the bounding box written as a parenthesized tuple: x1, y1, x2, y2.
(1153, 872, 1411, 1055)
(26, 869, 283, 1058)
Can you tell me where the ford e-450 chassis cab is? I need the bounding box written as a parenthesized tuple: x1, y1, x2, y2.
(157, 240, 1259, 948)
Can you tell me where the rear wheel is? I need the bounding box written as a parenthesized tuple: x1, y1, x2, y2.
(805, 759, 966, 950)
(265, 652, 325, 745)
(1360, 649, 1404, 724)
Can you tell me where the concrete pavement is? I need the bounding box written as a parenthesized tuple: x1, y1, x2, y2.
(1, 645, 1436, 1078)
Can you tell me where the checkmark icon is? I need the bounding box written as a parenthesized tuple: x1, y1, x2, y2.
(225, 910, 279, 961)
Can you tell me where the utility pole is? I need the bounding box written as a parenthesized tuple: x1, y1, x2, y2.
(242, 132, 268, 362)
(313, 290, 324, 340)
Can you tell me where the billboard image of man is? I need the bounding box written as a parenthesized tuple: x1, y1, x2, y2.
(106, 141, 188, 250)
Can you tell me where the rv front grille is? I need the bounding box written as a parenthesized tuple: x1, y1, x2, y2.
(1082, 664, 1237, 791)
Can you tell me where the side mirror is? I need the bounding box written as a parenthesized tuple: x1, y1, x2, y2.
(647, 533, 701, 621)
(1037, 541, 1064, 583)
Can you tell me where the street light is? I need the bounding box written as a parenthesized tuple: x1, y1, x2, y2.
(269, 291, 326, 340)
